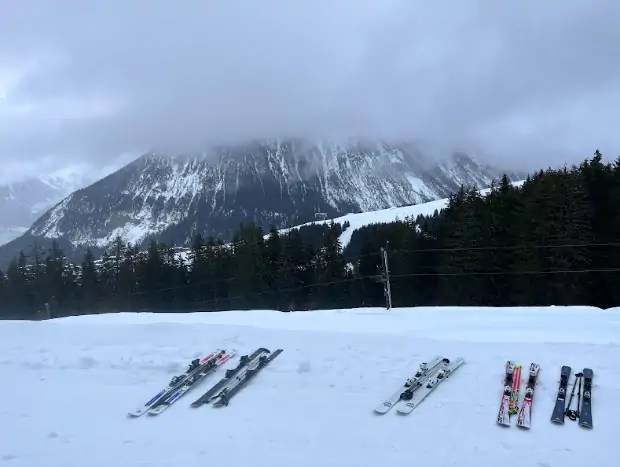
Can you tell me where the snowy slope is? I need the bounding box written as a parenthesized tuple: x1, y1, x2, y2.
(0, 306, 617, 467)
(281, 180, 526, 248)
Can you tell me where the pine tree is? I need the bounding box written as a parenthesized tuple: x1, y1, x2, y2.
(313, 223, 347, 308)
(80, 249, 99, 313)
(0, 269, 6, 318)
(229, 223, 268, 309)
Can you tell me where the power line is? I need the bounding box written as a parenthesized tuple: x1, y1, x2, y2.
(389, 267, 620, 278)
(388, 241, 620, 255)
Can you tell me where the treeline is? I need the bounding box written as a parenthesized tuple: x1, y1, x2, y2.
(1, 150, 620, 319)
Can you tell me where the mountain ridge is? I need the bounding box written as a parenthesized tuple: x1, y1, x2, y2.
(0, 138, 525, 267)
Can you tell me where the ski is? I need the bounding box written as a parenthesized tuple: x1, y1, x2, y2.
(210, 348, 283, 407)
(516, 362, 540, 429)
(550, 365, 571, 424)
(128, 351, 220, 417)
(148, 350, 235, 416)
(190, 348, 270, 408)
(496, 361, 516, 426)
(373, 355, 446, 414)
(578, 368, 593, 428)
(395, 357, 465, 415)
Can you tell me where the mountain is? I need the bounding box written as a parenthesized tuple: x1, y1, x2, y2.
(0, 165, 110, 246)
(0, 139, 525, 266)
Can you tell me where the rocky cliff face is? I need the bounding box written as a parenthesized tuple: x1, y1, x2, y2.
(1, 139, 524, 265)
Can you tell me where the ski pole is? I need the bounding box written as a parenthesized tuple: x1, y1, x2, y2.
(566, 372, 583, 421)
(575, 373, 583, 417)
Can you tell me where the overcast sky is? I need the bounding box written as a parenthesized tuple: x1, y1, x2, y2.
(1, 0, 619, 182)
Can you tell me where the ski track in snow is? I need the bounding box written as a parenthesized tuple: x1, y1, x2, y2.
(0, 306, 618, 467)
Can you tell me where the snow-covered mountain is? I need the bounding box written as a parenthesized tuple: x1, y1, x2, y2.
(0, 165, 110, 246)
(2, 139, 524, 261)
(0, 306, 616, 467)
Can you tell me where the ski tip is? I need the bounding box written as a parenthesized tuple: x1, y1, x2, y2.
(450, 357, 465, 367)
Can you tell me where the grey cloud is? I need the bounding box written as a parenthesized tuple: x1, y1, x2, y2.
(0, 0, 619, 181)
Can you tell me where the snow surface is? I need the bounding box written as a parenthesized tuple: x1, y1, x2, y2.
(0, 305, 617, 467)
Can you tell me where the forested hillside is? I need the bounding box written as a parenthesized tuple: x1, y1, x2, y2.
(2, 151, 619, 319)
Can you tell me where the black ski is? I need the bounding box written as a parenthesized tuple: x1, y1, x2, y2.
(190, 348, 269, 408)
(210, 348, 283, 407)
(550, 365, 571, 424)
(578, 368, 593, 428)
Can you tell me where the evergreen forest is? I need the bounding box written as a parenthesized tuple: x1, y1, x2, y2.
(2, 151, 620, 320)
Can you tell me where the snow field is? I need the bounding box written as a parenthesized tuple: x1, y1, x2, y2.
(0, 306, 618, 467)
(275, 180, 526, 249)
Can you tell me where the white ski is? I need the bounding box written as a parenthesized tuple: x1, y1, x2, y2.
(374, 355, 445, 414)
(148, 350, 236, 416)
(395, 357, 465, 415)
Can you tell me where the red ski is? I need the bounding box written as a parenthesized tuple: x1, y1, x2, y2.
(517, 363, 540, 429)
(497, 361, 515, 426)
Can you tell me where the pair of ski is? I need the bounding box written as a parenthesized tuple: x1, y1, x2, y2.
(191, 347, 283, 408)
(128, 347, 283, 417)
(128, 349, 236, 417)
(550, 366, 593, 428)
(374, 355, 465, 415)
(497, 361, 539, 429)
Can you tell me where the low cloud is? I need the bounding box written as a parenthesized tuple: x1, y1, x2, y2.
(1, 0, 619, 181)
